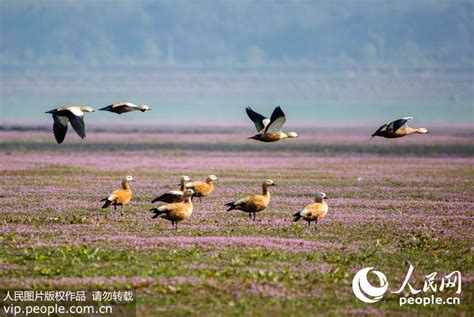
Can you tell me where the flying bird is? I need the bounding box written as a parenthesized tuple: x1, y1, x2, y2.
(45, 106, 94, 144)
(99, 102, 151, 114)
(100, 175, 134, 215)
(185, 175, 218, 202)
(150, 189, 194, 230)
(225, 179, 276, 221)
(246, 106, 298, 142)
(151, 176, 192, 204)
(370, 117, 429, 139)
(293, 192, 329, 229)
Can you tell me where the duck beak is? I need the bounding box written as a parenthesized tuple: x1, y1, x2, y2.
(324, 196, 328, 199)
(272, 183, 277, 186)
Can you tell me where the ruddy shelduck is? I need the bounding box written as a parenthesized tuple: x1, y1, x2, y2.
(150, 189, 194, 230)
(151, 175, 192, 204)
(45, 106, 94, 144)
(185, 175, 218, 202)
(99, 101, 151, 114)
(225, 179, 276, 221)
(371, 117, 429, 139)
(101, 175, 134, 215)
(246, 106, 298, 142)
(293, 192, 328, 229)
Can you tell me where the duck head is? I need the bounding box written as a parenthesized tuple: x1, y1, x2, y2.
(183, 189, 195, 200)
(138, 105, 151, 112)
(207, 175, 218, 183)
(416, 128, 429, 134)
(80, 106, 95, 113)
(263, 179, 276, 188)
(314, 192, 327, 203)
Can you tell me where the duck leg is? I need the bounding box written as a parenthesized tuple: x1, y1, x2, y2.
(314, 218, 318, 230)
(120, 205, 124, 216)
(248, 212, 252, 221)
(253, 212, 256, 221)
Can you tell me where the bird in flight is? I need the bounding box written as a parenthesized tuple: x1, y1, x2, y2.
(45, 106, 94, 144)
(99, 101, 151, 114)
(246, 106, 298, 142)
(370, 117, 429, 140)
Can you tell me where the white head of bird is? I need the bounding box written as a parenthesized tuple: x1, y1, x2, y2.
(181, 175, 191, 183)
(183, 189, 195, 198)
(286, 131, 298, 138)
(263, 179, 276, 187)
(416, 128, 429, 134)
(315, 192, 327, 202)
(137, 105, 150, 112)
(79, 106, 95, 113)
(123, 175, 134, 183)
(207, 175, 218, 182)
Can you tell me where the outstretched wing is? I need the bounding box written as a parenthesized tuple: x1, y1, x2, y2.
(387, 117, 412, 133)
(371, 123, 388, 138)
(264, 106, 286, 134)
(68, 114, 86, 139)
(99, 105, 113, 111)
(52, 115, 69, 144)
(246, 107, 269, 132)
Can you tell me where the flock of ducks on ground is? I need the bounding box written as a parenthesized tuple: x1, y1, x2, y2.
(100, 175, 328, 229)
(45, 103, 429, 144)
(46, 102, 429, 229)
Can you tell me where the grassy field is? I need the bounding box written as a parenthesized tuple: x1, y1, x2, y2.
(1, 126, 473, 316)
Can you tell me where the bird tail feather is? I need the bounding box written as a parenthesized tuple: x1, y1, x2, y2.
(150, 208, 165, 219)
(225, 202, 236, 211)
(101, 199, 112, 209)
(293, 211, 302, 222)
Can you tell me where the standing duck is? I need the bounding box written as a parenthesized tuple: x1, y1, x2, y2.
(225, 179, 276, 221)
(246, 106, 298, 142)
(293, 192, 328, 229)
(185, 175, 218, 202)
(151, 175, 192, 204)
(100, 175, 134, 215)
(150, 189, 194, 230)
(370, 117, 429, 139)
(45, 106, 94, 144)
(99, 102, 151, 114)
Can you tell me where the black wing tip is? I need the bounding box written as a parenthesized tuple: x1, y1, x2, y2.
(292, 211, 302, 222)
(225, 201, 235, 211)
(273, 106, 285, 117)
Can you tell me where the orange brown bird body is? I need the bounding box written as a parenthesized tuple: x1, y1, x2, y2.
(185, 175, 218, 201)
(150, 189, 194, 229)
(101, 175, 134, 215)
(225, 179, 276, 221)
(293, 192, 328, 228)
